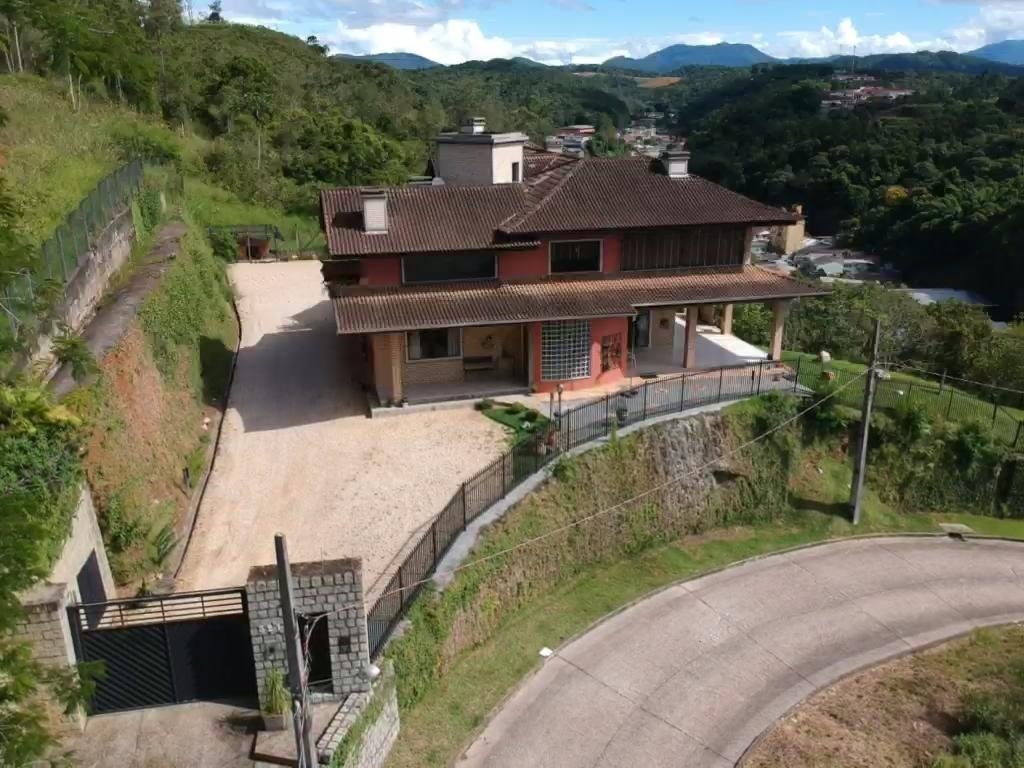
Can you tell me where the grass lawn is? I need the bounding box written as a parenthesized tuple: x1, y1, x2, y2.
(782, 350, 1024, 446)
(385, 450, 1024, 768)
(479, 401, 550, 443)
(746, 624, 1024, 767)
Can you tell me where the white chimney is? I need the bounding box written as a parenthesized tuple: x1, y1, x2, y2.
(461, 116, 487, 135)
(660, 148, 691, 179)
(360, 188, 387, 233)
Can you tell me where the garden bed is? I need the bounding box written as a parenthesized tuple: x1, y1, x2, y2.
(477, 400, 550, 442)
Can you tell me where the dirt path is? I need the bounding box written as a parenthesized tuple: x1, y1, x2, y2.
(176, 262, 505, 597)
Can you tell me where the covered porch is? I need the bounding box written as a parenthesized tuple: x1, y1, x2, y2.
(369, 323, 530, 408)
(628, 300, 789, 377)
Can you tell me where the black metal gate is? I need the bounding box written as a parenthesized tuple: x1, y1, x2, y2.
(68, 588, 258, 714)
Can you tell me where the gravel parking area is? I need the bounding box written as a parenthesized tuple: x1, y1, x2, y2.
(176, 262, 505, 598)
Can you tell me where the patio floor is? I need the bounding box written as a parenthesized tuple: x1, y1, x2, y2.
(629, 320, 766, 377)
(404, 373, 529, 406)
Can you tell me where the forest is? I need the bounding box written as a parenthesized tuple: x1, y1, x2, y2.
(678, 65, 1024, 319)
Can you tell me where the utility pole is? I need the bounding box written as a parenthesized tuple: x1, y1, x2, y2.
(275, 534, 316, 768)
(849, 319, 881, 525)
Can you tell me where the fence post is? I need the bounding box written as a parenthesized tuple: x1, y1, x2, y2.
(397, 568, 405, 607)
(946, 389, 955, 420)
(642, 382, 648, 420)
(501, 455, 507, 497)
(906, 382, 914, 405)
(1015, 420, 1023, 451)
(604, 395, 610, 436)
(431, 522, 438, 563)
(992, 395, 999, 430)
(461, 482, 468, 528)
(793, 357, 802, 394)
(679, 375, 686, 412)
(756, 361, 763, 395)
(717, 367, 724, 403)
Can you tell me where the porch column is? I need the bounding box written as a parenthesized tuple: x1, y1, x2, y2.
(372, 332, 403, 403)
(721, 303, 734, 336)
(769, 300, 791, 361)
(683, 306, 699, 369)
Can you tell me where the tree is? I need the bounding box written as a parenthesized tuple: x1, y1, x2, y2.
(203, 0, 222, 22)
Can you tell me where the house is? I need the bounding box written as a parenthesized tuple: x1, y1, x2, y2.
(319, 118, 826, 406)
(768, 205, 806, 255)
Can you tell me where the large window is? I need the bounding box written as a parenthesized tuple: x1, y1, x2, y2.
(407, 328, 461, 361)
(550, 240, 601, 274)
(402, 251, 496, 284)
(541, 320, 591, 380)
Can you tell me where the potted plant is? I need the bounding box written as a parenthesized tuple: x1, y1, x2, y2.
(262, 669, 290, 731)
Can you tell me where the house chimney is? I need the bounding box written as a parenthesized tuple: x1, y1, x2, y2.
(660, 146, 690, 179)
(461, 117, 487, 135)
(360, 188, 387, 233)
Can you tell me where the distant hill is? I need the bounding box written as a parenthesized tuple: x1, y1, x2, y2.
(970, 40, 1024, 66)
(336, 51, 440, 70)
(603, 43, 777, 72)
(851, 50, 1024, 75)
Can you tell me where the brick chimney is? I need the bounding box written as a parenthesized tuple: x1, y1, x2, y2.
(360, 188, 387, 233)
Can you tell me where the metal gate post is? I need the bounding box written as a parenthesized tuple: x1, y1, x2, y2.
(717, 368, 724, 403)
(793, 357, 802, 393)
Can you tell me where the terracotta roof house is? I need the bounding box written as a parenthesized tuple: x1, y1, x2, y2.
(319, 118, 825, 406)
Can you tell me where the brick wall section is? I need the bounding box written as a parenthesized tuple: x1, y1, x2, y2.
(246, 558, 371, 705)
(371, 333, 403, 403)
(403, 357, 464, 386)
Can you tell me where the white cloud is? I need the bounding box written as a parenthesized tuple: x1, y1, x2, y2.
(325, 20, 723, 65)
(762, 16, 987, 59)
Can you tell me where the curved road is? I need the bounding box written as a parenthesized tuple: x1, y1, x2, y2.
(460, 536, 1024, 768)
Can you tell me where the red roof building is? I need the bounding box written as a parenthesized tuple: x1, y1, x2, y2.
(320, 119, 825, 406)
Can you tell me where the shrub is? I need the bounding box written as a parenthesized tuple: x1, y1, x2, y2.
(207, 228, 238, 262)
(523, 409, 541, 423)
(475, 398, 494, 412)
(51, 325, 97, 382)
(506, 402, 525, 415)
(109, 123, 182, 164)
(262, 669, 290, 715)
(137, 186, 163, 231)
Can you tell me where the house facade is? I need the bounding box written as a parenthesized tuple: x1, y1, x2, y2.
(320, 119, 825, 406)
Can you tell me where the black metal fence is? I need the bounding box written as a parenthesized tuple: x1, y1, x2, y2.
(365, 359, 798, 658)
(791, 358, 1024, 452)
(1, 159, 144, 342)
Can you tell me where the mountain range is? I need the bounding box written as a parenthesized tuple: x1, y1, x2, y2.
(341, 39, 1024, 75)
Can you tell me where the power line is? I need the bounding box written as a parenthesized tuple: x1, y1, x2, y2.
(887, 362, 1024, 397)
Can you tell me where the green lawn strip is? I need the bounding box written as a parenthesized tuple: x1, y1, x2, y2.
(386, 492, 1019, 767)
(481, 404, 550, 442)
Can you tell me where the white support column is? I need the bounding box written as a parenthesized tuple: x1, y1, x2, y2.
(721, 303, 734, 336)
(769, 300, 791, 361)
(683, 306, 699, 369)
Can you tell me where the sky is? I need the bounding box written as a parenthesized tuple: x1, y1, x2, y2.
(207, 0, 1024, 65)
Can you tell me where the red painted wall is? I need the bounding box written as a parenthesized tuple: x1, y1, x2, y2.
(360, 257, 402, 285)
(499, 245, 548, 279)
(530, 317, 629, 393)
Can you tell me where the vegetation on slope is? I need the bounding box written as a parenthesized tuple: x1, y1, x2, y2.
(747, 625, 1024, 768)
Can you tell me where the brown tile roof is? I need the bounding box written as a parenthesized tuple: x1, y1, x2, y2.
(322, 153, 797, 258)
(501, 157, 798, 234)
(330, 266, 826, 334)
(320, 185, 536, 256)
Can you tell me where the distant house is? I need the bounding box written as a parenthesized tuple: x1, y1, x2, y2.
(558, 124, 596, 137)
(318, 118, 824, 406)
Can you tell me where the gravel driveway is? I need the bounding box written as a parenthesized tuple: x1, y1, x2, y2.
(177, 262, 505, 598)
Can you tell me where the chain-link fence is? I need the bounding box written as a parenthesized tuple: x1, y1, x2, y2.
(1, 159, 144, 343)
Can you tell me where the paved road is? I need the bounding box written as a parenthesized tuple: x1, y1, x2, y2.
(176, 262, 505, 595)
(460, 536, 1024, 768)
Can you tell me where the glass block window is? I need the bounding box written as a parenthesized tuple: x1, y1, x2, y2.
(541, 320, 591, 380)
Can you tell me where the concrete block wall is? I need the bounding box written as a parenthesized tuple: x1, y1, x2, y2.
(318, 661, 400, 768)
(246, 558, 371, 704)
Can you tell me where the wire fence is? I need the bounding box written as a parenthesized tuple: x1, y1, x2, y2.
(1, 159, 144, 342)
(791, 358, 1024, 452)
(365, 358, 800, 658)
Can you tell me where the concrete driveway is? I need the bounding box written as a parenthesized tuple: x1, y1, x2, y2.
(177, 262, 505, 597)
(460, 536, 1024, 768)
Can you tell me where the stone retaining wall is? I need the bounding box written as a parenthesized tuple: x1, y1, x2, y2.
(318, 661, 399, 768)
